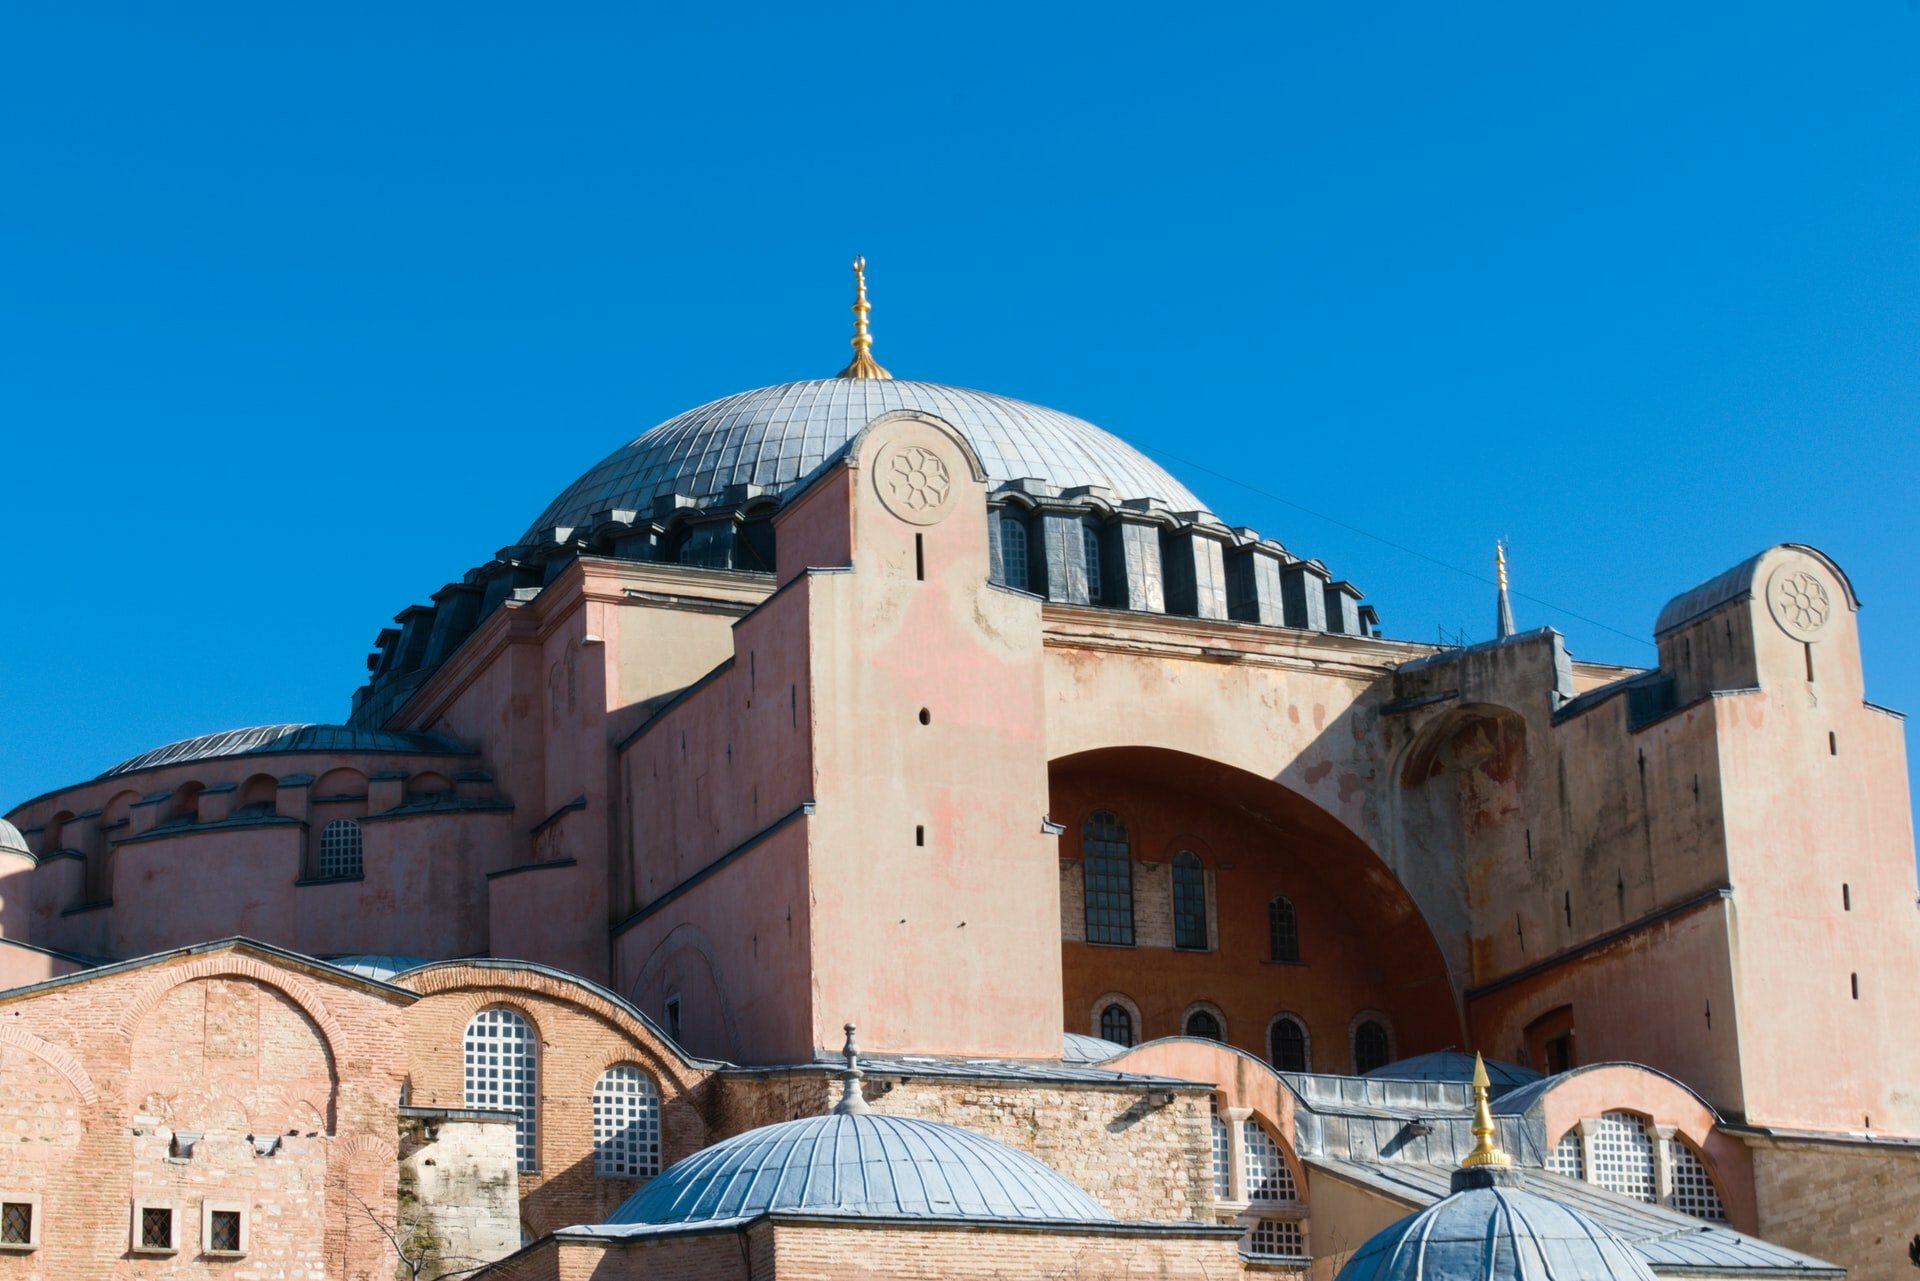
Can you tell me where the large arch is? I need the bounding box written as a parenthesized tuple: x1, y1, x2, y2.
(1052, 747, 1462, 1065)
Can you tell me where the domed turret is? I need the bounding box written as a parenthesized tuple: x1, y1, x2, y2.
(0, 819, 29, 860)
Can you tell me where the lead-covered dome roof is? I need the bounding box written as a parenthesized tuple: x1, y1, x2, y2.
(1337, 1169, 1656, 1281)
(522, 379, 1210, 542)
(607, 1112, 1112, 1226)
(101, 724, 465, 779)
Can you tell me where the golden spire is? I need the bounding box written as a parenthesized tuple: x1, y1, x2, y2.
(1496, 543, 1509, 592)
(1461, 1053, 1513, 1168)
(1494, 542, 1516, 640)
(836, 256, 893, 380)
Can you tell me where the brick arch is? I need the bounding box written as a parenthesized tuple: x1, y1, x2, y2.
(339, 1131, 398, 1164)
(114, 955, 349, 1059)
(0, 1023, 99, 1104)
(399, 963, 706, 1094)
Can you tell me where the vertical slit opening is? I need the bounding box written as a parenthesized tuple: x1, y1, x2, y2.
(1805, 643, 1816, 682)
(914, 533, 925, 581)
(915, 825, 925, 847)
(1842, 883, 1851, 911)
(1829, 731, 1838, 756)
(1851, 972, 1860, 1000)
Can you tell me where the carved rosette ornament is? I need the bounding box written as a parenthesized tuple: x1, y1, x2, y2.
(1766, 564, 1833, 641)
(874, 442, 954, 525)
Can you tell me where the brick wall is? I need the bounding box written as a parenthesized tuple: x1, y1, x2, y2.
(1749, 1136, 1920, 1281)
(712, 1072, 1216, 1222)
(397, 965, 714, 1238)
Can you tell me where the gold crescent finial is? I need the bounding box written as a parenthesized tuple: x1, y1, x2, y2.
(836, 256, 893, 380)
(1461, 1053, 1513, 1168)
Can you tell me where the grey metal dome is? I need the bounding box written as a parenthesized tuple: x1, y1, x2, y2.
(607, 1112, 1113, 1226)
(325, 954, 434, 982)
(523, 379, 1210, 541)
(1337, 1169, 1657, 1281)
(1365, 1051, 1544, 1094)
(100, 724, 465, 779)
(0, 818, 29, 858)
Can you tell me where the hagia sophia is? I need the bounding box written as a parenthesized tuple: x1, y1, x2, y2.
(0, 262, 1913, 1280)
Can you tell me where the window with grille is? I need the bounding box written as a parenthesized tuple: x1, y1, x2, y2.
(1548, 1131, 1584, 1180)
(1173, 852, 1208, 949)
(137, 1204, 174, 1251)
(1352, 1019, 1391, 1074)
(1000, 517, 1029, 590)
(1269, 1017, 1308, 1072)
(1589, 1112, 1656, 1203)
(1242, 1121, 1297, 1201)
(1245, 1218, 1306, 1259)
(317, 818, 363, 879)
(465, 1008, 538, 1172)
(1082, 811, 1134, 945)
(1668, 1143, 1727, 1221)
(1100, 1003, 1134, 1047)
(593, 1065, 662, 1179)
(1186, 1009, 1223, 1041)
(207, 1208, 242, 1253)
(1269, 896, 1299, 962)
(1211, 1107, 1232, 1201)
(1082, 525, 1103, 603)
(0, 1201, 31, 1247)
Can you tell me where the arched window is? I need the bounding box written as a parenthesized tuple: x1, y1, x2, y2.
(1242, 1121, 1297, 1201)
(1185, 1008, 1224, 1041)
(1589, 1112, 1656, 1203)
(1548, 1130, 1584, 1180)
(1668, 1142, 1727, 1222)
(592, 1064, 661, 1179)
(317, 819, 363, 880)
(1269, 1016, 1308, 1072)
(1172, 852, 1208, 950)
(1082, 525, 1103, 604)
(999, 516, 1029, 590)
(1268, 896, 1299, 962)
(465, 1008, 537, 1172)
(1099, 1003, 1134, 1047)
(1352, 1019, 1391, 1074)
(1082, 810, 1134, 945)
(1211, 1106, 1231, 1201)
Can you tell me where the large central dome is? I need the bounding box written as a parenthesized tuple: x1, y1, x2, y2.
(522, 378, 1210, 542)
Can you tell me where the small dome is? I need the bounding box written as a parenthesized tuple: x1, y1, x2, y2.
(608, 1112, 1112, 1226)
(1337, 1168, 1656, 1281)
(523, 379, 1210, 542)
(99, 724, 465, 779)
(0, 818, 29, 858)
(1365, 1051, 1543, 1093)
(326, 955, 433, 982)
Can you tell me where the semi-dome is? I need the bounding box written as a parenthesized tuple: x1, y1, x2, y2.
(607, 1112, 1113, 1226)
(0, 818, 29, 858)
(522, 378, 1210, 542)
(1337, 1167, 1657, 1281)
(100, 724, 466, 780)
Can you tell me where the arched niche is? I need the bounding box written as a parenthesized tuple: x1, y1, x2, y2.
(1051, 747, 1462, 1061)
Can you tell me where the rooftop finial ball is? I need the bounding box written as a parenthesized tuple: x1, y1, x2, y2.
(853, 256, 865, 273)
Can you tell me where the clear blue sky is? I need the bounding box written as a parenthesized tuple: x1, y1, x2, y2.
(3, 3, 1915, 813)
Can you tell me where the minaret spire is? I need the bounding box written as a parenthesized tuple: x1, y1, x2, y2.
(835, 257, 893, 380)
(1460, 1053, 1513, 1168)
(1494, 541, 1516, 640)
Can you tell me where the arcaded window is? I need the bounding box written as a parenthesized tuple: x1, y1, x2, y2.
(1211, 1106, 1231, 1200)
(1352, 1019, 1391, 1074)
(1245, 1218, 1305, 1259)
(1172, 852, 1208, 949)
(317, 819, 363, 880)
(1589, 1112, 1656, 1203)
(465, 1008, 537, 1172)
(1242, 1121, 1297, 1201)
(1082, 810, 1134, 945)
(1000, 516, 1029, 590)
(1099, 1003, 1134, 1047)
(592, 1064, 662, 1179)
(1548, 1130, 1584, 1180)
(1268, 896, 1299, 962)
(1668, 1142, 1727, 1222)
(1185, 1008, 1223, 1041)
(1082, 524, 1103, 603)
(1268, 1016, 1308, 1072)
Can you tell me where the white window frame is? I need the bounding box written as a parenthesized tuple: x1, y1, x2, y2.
(0, 1193, 40, 1251)
(464, 1006, 539, 1173)
(201, 1201, 248, 1256)
(130, 1199, 181, 1254)
(592, 1063, 662, 1179)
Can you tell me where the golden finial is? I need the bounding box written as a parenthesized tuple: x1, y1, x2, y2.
(1496, 542, 1509, 591)
(836, 256, 893, 380)
(1494, 542, 1516, 640)
(1460, 1053, 1513, 1168)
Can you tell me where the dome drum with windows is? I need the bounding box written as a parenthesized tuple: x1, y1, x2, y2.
(349, 260, 1377, 728)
